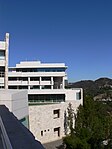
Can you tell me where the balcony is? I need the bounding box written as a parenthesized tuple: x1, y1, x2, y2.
(9, 71, 66, 77)
(8, 81, 28, 86)
(29, 81, 40, 85)
(40, 81, 51, 85)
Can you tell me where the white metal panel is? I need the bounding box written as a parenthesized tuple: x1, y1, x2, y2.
(29, 81, 40, 85)
(0, 60, 5, 66)
(40, 81, 51, 85)
(8, 81, 21, 85)
(0, 78, 4, 83)
(0, 42, 5, 50)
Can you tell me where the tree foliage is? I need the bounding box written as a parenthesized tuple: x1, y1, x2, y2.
(67, 103, 75, 135)
(63, 95, 112, 149)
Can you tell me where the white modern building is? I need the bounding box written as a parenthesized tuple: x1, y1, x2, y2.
(8, 61, 68, 103)
(8, 61, 67, 90)
(8, 61, 82, 104)
(0, 33, 9, 89)
(8, 60, 83, 143)
(0, 33, 83, 143)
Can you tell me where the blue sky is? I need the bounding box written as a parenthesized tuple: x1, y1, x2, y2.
(0, 0, 112, 82)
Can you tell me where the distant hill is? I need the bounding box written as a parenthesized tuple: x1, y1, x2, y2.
(67, 77, 112, 97)
(95, 78, 112, 87)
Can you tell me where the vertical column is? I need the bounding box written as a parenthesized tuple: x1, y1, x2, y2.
(5, 33, 9, 89)
(81, 88, 83, 105)
(51, 76, 53, 89)
(62, 77, 65, 89)
(39, 77, 42, 89)
(28, 77, 30, 90)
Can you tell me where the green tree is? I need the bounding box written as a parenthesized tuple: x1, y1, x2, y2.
(63, 95, 112, 149)
(67, 103, 75, 135)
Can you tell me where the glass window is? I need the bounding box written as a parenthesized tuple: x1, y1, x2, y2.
(30, 77, 39, 81)
(28, 94, 65, 103)
(76, 91, 81, 100)
(8, 86, 18, 89)
(41, 77, 51, 81)
(53, 109, 60, 118)
(0, 51, 5, 60)
(41, 85, 51, 89)
(19, 116, 29, 128)
(19, 86, 28, 89)
(8, 77, 17, 81)
(30, 86, 40, 89)
(16, 68, 65, 72)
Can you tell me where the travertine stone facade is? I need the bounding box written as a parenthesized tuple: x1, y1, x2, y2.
(29, 100, 81, 143)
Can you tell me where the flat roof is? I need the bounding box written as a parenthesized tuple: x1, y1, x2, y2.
(9, 61, 67, 69)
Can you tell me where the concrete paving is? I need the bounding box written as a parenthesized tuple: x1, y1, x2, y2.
(43, 139, 64, 149)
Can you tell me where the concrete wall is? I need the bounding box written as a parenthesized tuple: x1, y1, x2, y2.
(0, 90, 28, 120)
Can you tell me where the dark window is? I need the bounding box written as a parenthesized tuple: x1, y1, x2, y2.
(21, 77, 28, 81)
(20, 117, 26, 123)
(8, 68, 16, 72)
(41, 131, 43, 136)
(41, 85, 51, 89)
(16, 68, 65, 72)
(30, 86, 40, 89)
(19, 86, 28, 89)
(76, 91, 81, 100)
(28, 94, 65, 103)
(0, 51, 5, 60)
(54, 127, 60, 137)
(8, 77, 18, 81)
(41, 77, 51, 81)
(8, 86, 18, 89)
(0, 86, 4, 89)
(30, 77, 39, 81)
(0, 67, 5, 77)
(53, 109, 60, 118)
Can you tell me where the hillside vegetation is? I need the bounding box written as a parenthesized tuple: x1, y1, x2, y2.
(67, 78, 112, 98)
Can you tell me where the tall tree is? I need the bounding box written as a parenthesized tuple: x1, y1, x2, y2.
(63, 95, 112, 149)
